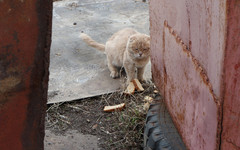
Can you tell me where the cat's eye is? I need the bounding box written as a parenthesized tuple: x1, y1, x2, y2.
(144, 48, 148, 51)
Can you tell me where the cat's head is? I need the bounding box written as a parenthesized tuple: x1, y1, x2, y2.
(127, 34, 150, 59)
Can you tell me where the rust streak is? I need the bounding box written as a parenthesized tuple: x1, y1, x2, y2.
(163, 21, 167, 98)
(164, 20, 220, 106)
(226, 139, 240, 149)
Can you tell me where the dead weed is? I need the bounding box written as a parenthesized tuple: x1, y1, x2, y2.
(46, 80, 158, 149)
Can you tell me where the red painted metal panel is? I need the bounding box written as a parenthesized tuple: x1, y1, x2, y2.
(221, 0, 240, 149)
(0, 0, 52, 149)
(185, 0, 226, 98)
(149, 0, 233, 149)
(150, 0, 226, 98)
(162, 25, 219, 150)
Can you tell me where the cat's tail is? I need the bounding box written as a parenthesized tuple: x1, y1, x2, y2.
(80, 33, 105, 52)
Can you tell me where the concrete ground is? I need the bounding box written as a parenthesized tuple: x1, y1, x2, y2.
(45, 0, 149, 149)
(48, 0, 150, 104)
(44, 130, 99, 150)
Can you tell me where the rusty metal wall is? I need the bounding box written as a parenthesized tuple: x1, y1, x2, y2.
(221, 1, 240, 149)
(0, 0, 52, 149)
(150, 0, 239, 149)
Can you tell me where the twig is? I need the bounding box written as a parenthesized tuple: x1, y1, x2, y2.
(100, 127, 111, 134)
(46, 102, 64, 112)
(101, 94, 110, 105)
(96, 115, 103, 122)
(109, 138, 126, 146)
(46, 120, 58, 128)
(57, 117, 71, 125)
(67, 104, 90, 114)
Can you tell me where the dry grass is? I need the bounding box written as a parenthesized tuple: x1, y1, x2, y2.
(46, 80, 158, 149)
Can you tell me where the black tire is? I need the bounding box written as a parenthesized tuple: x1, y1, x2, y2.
(144, 98, 186, 150)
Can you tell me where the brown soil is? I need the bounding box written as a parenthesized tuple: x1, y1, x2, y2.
(45, 81, 159, 150)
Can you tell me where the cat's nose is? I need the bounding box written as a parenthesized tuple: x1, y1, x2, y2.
(139, 53, 142, 57)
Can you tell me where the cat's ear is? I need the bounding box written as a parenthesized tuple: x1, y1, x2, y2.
(146, 36, 150, 44)
(129, 36, 137, 42)
(146, 36, 150, 42)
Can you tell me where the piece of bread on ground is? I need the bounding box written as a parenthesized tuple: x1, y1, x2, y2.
(144, 96, 153, 103)
(143, 102, 150, 111)
(124, 82, 135, 94)
(103, 103, 125, 112)
(133, 79, 144, 91)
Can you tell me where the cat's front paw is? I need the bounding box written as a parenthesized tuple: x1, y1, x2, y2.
(126, 78, 134, 85)
(138, 78, 146, 83)
(110, 71, 119, 79)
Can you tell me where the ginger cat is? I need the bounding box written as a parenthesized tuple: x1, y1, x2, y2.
(80, 28, 150, 84)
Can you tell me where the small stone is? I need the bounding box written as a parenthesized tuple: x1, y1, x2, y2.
(55, 53, 61, 56)
(73, 22, 77, 25)
(92, 124, 98, 130)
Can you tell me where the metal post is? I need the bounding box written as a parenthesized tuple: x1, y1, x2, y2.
(0, 0, 52, 149)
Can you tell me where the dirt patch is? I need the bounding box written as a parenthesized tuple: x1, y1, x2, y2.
(45, 81, 159, 150)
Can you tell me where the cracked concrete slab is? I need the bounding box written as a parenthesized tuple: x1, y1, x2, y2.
(45, 130, 100, 150)
(48, 0, 150, 103)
